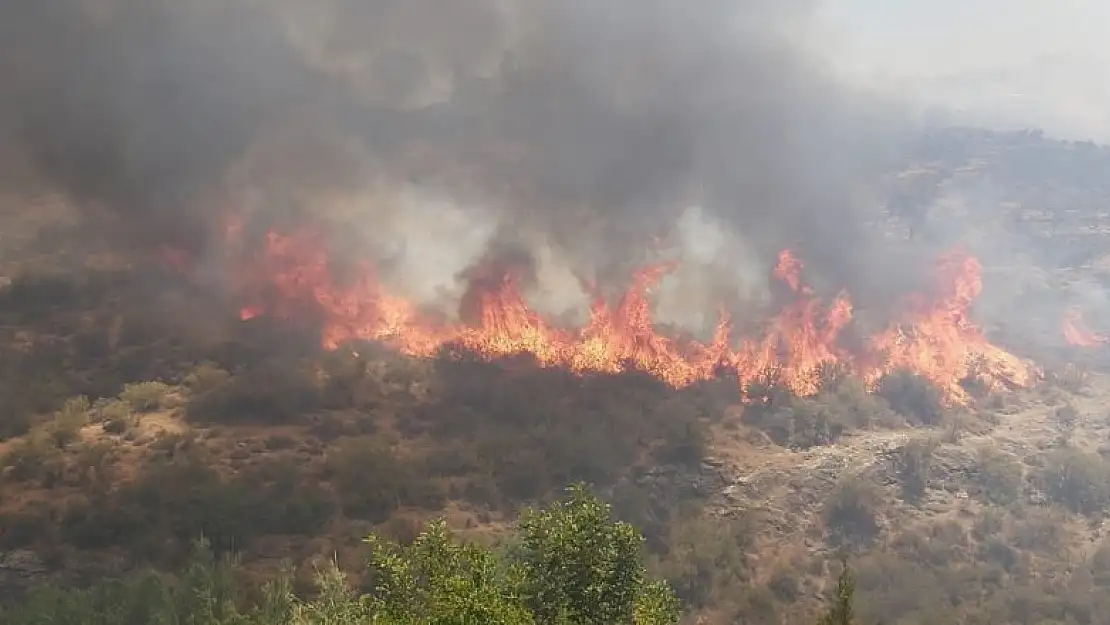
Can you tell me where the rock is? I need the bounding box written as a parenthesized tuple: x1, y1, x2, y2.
(0, 549, 49, 602)
(0, 550, 46, 575)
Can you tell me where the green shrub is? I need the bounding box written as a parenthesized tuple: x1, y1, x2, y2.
(652, 420, 706, 466)
(185, 360, 323, 425)
(57, 396, 91, 421)
(649, 512, 755, 608)
(120, 381, 172, 413)
(58, 454, 336, 560)
(877, 369, 945, 426)
(786, 400, 843, 449)
(817, 374, 901, 430)
(97, 397, 140, 435)
(182, 361, 232, 396)
(96, 398, 133, 422)
(1037, 448, 1110, 516)
(895, 439, 937, 504)
(825, 477, 883, 548)
(516, 484, 682, 625)
(102, 417, 130, 435)
(325, 436, 442, 522)
(768, 570, 801, 604)
(48, 411, 87, 450)
(69, 441, 118, 489)
(423, 361, 709, 507)
(744, 374, 898, 450)
(1053, 402, 1080, 445)
(2, 432, 65, 485)
(973, 448, 1024, 506)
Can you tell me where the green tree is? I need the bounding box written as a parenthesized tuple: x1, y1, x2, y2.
(516, 484, 680, 625)
(4, 538, 249, 625)
(364, 519, 532, 625)
(818, 561, 857, 625)
(1, 486, 681, 625)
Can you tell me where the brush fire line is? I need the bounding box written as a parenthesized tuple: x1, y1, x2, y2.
(170, 228, 1035, 405)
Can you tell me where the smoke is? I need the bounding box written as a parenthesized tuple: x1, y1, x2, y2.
(0, 0, 919, 324)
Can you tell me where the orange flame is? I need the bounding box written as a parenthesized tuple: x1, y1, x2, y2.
(1062, 306, 1106, 348)
(732, 250, 853, 395)
(226, 230, 1033, 404)
(866, 251, 1033, 401)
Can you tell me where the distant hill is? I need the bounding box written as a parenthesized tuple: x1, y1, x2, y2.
(895, 56, 1110, 143)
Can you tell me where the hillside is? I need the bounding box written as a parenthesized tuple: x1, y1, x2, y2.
(3, 127, 1110, 624)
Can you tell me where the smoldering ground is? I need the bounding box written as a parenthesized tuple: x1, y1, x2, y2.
(0, 0, 929, 330)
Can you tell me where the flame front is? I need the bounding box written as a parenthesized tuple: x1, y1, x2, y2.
(1062, 306, 1106, 348)
(866, 251, 1033, 401)
(228, 230, 1034, 403)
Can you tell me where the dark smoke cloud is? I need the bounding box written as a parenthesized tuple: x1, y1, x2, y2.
(0, 0, 321, 247)
(0, 0, 920, 313)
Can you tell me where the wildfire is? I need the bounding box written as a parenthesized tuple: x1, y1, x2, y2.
(223, 228, 1033, 404)
(1062, 306, 1106, 348)
(866, 252, 1033, 401)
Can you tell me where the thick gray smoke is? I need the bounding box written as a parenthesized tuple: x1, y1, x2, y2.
(0, 0, 920, 325)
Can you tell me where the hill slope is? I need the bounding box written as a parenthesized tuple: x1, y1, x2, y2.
(3, 128, 1110, 624)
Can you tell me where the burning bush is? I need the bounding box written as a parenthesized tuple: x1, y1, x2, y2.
(225, 227, 1032, 410)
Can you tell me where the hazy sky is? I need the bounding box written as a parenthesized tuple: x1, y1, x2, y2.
(813, 0, 1110, 141)
(817, 0, 1110, 77)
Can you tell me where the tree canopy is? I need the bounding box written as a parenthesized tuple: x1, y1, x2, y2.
(1, 485, 685, 625)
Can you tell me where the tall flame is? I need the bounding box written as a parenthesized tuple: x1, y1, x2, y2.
(224, 229, 1033, 404)
(730, 250, 853, 395)
(866, 251, 1033, 401)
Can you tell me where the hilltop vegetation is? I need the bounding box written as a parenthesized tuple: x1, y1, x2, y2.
(2, 127, 1110, 624)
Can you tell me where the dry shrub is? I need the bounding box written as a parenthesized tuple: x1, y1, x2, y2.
(1044, 363, 1089, 394)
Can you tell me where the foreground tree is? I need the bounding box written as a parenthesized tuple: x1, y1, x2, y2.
(516, 485, 681, 625)
(362, 519, 533, 625)
(2, 485, 680, 625)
